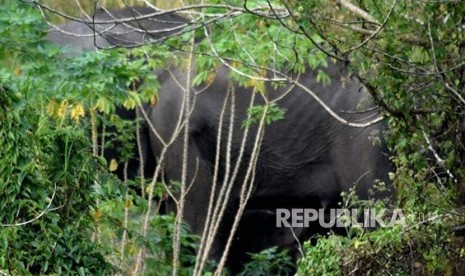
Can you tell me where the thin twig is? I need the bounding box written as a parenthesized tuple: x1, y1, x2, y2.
(332, 0, 381, 24)
(2, 183, 57, 227)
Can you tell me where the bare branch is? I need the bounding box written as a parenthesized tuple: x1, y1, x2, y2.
(120, 161, 129, 269)
(138, 104, 167, 147)
(194, 83, 231, 275)
(215, 99, 268, 275)
(136, 110, 147, 198)
(445, 82, 465, 106)
(195, 89, 256, 276)
(172, 29, 196, 276)
(332, 0, 380, 25)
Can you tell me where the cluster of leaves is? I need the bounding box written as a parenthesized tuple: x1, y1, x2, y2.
(238, 247, 295, 276)
(192, 0, 329, 89)
(298, 220, 456, 275)
(297, 187, 461, 275)
(242, 103, 286, 129)
(98, 197, 213, 275)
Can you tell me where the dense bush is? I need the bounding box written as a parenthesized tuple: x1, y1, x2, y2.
(0, 60, 114, 275)
(0, 1, 187, 274)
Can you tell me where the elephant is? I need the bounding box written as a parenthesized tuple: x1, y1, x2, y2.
(45, 5, 393, 274)
(149, 63, 393, 273)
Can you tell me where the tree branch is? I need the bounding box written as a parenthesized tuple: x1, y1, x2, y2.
(332, 0, 380, 25)
(2, 183, 57, 227)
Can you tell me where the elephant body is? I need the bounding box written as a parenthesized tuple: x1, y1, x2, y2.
(150, 63, 393, 271)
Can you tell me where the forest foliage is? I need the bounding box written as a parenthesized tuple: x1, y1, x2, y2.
(1, 0, 465, 275)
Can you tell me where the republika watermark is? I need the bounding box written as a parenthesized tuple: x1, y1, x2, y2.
(276, 208, 407, 228)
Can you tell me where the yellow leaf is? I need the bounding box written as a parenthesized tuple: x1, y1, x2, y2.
(93, 208, 103, 224)
(150, 95, 158, 106)
(109, 159, 118, 172)
(57, 100, 68, 118)
(95, 98, 105, 113)
(123, 91, 140, 110)
(354, 240, 365, 249)
(231, 61, 240, 68)
(247, 78, 265, 93)
(125, 199, 133, 208)
(70, 103, 85, 122)
(14, 66, 21, 76)
(95, 97, 112, 114)
(208, 71, 216, 83)
(123, 98, 136, 110)
(47, 99, 58, 117)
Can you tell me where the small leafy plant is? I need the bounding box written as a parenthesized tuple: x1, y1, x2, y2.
(239, 247, 295, 276)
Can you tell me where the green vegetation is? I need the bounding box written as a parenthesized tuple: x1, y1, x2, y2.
(1, 0, 465, 275)
(294, 1, 465, 274)
(0, 3, 113, 274)
(0, 1, 192, 274)
(239, 247, 295, 276)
